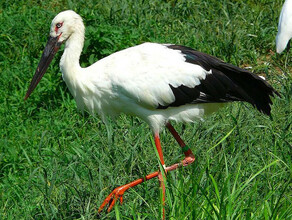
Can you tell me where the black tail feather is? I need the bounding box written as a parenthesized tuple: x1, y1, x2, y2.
(167, 45, 280, 115)
(215, 62, 279, 115)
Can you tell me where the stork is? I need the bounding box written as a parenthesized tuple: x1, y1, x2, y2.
(25, 10, 279, 218)
(276, 0, 292, 53)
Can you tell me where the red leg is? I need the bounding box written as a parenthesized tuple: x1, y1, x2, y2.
(158, 172, 166, 219)
(98, 123, 195, 217)
(154, 133, 166, 167)
(154, 133, 166, 220)
(166, 122, 195, 166)
(98, 132, 167, 215)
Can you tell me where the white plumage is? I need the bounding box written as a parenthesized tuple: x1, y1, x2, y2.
(24, 10, 279, 216)
(276, 0, 292, 53)
(74, 42, 215, 132)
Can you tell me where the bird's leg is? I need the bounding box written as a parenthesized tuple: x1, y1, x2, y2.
(98, 133, 168, 215)
(165, 122, 195, 169)
(154, 133, 166, 168)
(98, 126, 194, 216)
(154, 133, 166, 220)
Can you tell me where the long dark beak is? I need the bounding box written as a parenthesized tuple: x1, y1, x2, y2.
(24, 36, 62, 100)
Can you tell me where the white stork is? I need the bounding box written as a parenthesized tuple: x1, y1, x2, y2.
(24, 10, 279, 217)
(276, 0, 292, 53)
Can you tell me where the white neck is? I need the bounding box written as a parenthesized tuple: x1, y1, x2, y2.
(60, 30, 84, 73)
(60, 27, 85, 98)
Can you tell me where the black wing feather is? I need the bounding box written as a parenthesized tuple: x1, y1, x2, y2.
(157, 45, 279, 115)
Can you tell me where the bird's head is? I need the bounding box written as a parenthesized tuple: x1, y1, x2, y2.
(50, 10, 84, 43)
(24, 10, 84, 100)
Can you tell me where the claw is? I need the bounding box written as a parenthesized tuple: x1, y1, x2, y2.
(182, 153, 195, 166)
(98, 185, 128, 213)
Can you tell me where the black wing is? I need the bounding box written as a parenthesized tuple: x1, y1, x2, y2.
(157, 45, 279, 115)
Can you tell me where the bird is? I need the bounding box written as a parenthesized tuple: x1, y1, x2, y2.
(24, 10, 279, 218)
(276, 0, 292, 53)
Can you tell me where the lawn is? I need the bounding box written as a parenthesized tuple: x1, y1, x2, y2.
(0, 0, 291, 219)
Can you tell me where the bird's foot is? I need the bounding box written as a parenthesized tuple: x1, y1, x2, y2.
(98, 184, 128, 213)
(182, 153, 195, 166)
(98, 171, 160, 213)
(165, 153, 195, 172)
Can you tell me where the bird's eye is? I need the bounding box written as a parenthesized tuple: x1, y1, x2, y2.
(56, 23, 62, 28)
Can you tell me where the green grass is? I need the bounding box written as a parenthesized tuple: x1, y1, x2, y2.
(0, 0, 291, 219)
